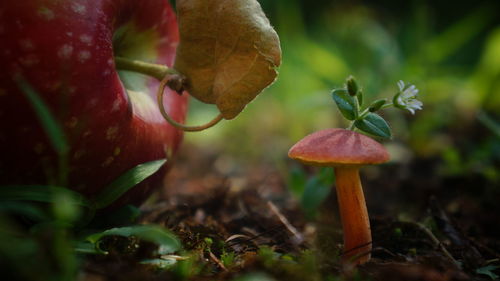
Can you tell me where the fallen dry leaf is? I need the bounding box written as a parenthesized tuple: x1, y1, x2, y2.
(174, 0, 281, 119)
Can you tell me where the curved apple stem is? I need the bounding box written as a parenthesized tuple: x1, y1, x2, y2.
(157, 75, 223, 132)
(115, 56, 179, 81)
(334, 166, 372, 266)
(115, 56, 224, 131)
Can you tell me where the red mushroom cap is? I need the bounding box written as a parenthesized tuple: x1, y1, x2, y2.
(288, 128, 390, 167)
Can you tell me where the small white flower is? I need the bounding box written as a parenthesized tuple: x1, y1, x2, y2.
(395, 80, 422, 114)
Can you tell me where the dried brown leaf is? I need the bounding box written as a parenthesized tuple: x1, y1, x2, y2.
(174, 0, 281, 119)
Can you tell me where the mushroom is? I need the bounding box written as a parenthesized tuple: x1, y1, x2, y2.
(288, 128, 389, 266)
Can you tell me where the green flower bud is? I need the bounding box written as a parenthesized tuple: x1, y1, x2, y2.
(346, 75, 359, 96)
(357, 89, 364, 106)
(369, 99, 387, 112)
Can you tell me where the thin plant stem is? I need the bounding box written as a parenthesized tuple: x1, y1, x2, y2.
(348, 102, 394, 130)
(115, 56, 179, 81)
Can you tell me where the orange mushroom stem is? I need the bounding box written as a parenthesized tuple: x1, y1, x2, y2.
(334, 166, 371, 265)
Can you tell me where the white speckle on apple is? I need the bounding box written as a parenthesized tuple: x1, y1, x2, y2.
(78, 50, 91, 62)
(66, 116, 78, 128)
(111, 99, 121, 112)
(164, 144, 174, 160)
(45, 80, 62, 91)
(83, 130, 92, 138)
(89, 98, 98, 107)
(103, 69, 111, 76)
(34, 143, 45, 154)
(67, 32, 73, 37)
(106, 126, 119, 140)
(58, 44, 73, 59)
(101, 156, 114, 167)
(80, 34, 92, 45)
(72, 3, 86, 15)
(114, 147, 121, 156)
(73, 149, 86, 160)
(19, 55, 40, 67)
(19, 39, 34, 50)
(37, 7, 55, 20)
(107, 58, 114, 66)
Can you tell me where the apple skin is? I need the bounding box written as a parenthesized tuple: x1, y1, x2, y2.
(0, 1, 188, 207)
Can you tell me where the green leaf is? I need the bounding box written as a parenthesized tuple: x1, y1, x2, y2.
(93, 159, 166, 209)
(86, 225, 181, 253)
(301, 168, 333, 219)
(477, 111, 500, 138)
(0, 185, 90, 207)
(357, 89, 364, 106)
(287, 167, 307, 198)
(368, 99, 387, 112)
(89, 205, 141, 228)
(476, 265, 499, 280)
(354, 113, 392, 139)
(0, 202, 49, 222)
(16, 77, 69, 155)
(74, 242, 106, 255)
(331, 89, 358, 120)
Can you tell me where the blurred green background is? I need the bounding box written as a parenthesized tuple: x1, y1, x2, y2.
(184, 0, 500, 182)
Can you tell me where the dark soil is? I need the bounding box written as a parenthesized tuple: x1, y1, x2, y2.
(83, 142, 500, 281)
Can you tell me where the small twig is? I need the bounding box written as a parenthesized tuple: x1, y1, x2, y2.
(209, 251, 228, 272)
(225, 234, 252, 243)
(469, 237, 500, 260)
(429, 196, 485, 266)
(371, 246, 398, 258)
(160, 255, 189, 261)
(485, 258, 500, 265)
(429, 197, 468, 247)
(225, 225, 286, 248)
(267, 201, 304, 244)
(413, 222, 460, 268)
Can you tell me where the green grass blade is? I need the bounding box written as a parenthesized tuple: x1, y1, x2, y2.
(0, 185, 91, 207)
(0, 202, 49, 222)
(86, 225, 181, 253)
(74, 242, 106, 255)
(16, 77, 69, 155)
(93, 159, 166, 209)
(477, 111, 500, 138)
(424, 4, 495, 63)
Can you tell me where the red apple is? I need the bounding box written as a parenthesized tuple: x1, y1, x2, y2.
(0, 1, 188, 206)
